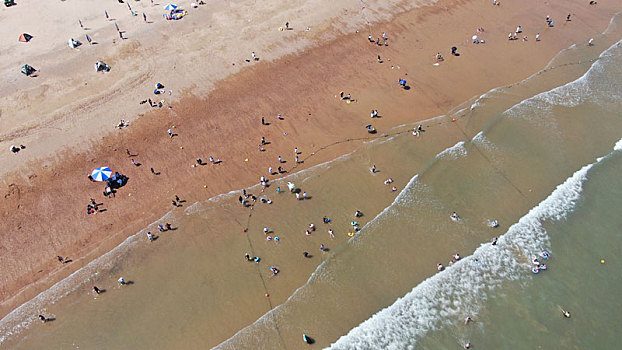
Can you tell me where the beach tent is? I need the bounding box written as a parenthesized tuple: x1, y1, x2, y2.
(91, 167, 113, 182)
(94, 61, 111, 72)
(19, 33, 33, 42)
(21, 64, 36, 76)
(163, 3, 178, 10)
(67, 38, 82, 49)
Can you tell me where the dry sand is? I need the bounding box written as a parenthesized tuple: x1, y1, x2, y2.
(1, 0, 620, 327)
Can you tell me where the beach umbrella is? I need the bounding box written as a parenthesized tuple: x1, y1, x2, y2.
(163, 3, 177, 10)
(91, 167, 113, 182)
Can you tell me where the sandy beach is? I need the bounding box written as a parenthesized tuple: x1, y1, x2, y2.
(1, 0, 621, 346)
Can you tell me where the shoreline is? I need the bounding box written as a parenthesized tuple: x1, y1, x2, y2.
(2, 0, 621, 338)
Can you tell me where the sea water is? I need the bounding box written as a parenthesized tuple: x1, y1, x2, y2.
(327, 36, 622, 350)
(3, 16, 622, 350)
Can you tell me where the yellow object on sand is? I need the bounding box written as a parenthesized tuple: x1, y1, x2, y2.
(245, 158, 249, 162)
(204, 185, 207, 188)
(601, 259, 606, 264)
(347, 232, 355, 237)
(128, 193, 132, 196)
(279, 27, 284, 31)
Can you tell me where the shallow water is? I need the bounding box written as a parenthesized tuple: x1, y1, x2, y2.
(3, 13, 622, 350)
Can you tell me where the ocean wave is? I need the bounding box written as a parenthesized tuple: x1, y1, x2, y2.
(328, 146, 614, 349)
(435, 141, 467, 160)
(505, 40, 621, 122)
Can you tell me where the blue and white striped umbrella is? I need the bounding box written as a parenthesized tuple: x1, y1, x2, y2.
(91, 167, 113, 182)
(163, 3, 177, 11)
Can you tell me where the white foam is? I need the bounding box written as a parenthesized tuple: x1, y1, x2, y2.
(435, 141, 467, 160)
(329, 155, 603, 349)
(614, 138, 622, 151)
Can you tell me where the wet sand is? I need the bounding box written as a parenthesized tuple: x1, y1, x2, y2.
(1, 0, 621, 343)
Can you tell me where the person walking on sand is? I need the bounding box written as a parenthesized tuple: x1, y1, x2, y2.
(328, 229, 334, 239)
(93, 286, 102, 294)
(278, 156, 283, 163)
(147, 231, 154, 241)
(143, 13, 147, 22)
(38, 315, 48, 323)
(535, 33, 541, 41)
(168, 128, 173, 137)
(370, 165, 377, 173)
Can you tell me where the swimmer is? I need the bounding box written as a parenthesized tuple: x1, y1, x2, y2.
(464, 343, 471, 349)
(492, 237, 498, 246)
(464, 316, 472, 325)
(532, 258, 540, 265)
(563, 310, 571, 318)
